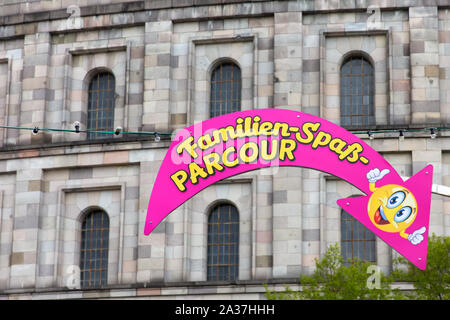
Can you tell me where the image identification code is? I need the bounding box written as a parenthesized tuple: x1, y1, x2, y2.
(218, 304, 275, 315)
(174, 304, 275, 317)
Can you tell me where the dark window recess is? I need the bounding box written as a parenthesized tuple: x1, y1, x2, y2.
(87, 72, 116, 139)
(207, 204, 239, 281)
(341, 210, 376, 265)
(80, 210, 109, 288)
(340, 56, 375, 127)
(210, 63, 241, 118)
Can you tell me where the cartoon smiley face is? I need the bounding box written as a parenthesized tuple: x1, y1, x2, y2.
(368, 184, 418, 234)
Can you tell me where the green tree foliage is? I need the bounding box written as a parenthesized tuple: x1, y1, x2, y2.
(391, 234, 449, 300)
(265, 243, 393, 300)
(265, 236, 450, 300)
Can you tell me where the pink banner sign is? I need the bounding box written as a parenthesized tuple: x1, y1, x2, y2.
(145, 109, 433, 270)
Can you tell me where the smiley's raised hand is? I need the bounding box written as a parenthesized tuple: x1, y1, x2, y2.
(367, 168, 390, 183)
(408, 226, 426, 245)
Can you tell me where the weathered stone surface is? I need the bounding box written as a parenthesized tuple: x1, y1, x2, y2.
(0, 0, 448, 300)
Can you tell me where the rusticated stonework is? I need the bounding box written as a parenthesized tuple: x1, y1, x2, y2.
(0, 0, 449, 299)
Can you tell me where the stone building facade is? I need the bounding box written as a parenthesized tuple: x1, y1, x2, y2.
(0, 0, 449, 299)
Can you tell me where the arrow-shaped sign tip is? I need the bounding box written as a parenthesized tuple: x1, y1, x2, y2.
(337, 164, 433, 270)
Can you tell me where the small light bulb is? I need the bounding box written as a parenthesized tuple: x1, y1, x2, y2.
(154, 133, 160, 142)
(114, 126, 122, 135)
(430, 128, 437, 139)
(73, 121, 80, 133)
(368, 131, 374, 140)
(399, 130, 404, 141)
(32, 127, 39, 135)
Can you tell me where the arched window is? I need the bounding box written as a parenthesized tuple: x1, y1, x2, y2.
(87, 72, 115, 139)
(210, 62, 241, 118)
(340, 56, 374, 127)
(207, 203, 239, 281)
(80, 210, 109, 288)
(341, 210, 376, 265)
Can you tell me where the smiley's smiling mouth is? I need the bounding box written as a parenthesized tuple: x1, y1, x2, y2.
(374, 205, 389, 225)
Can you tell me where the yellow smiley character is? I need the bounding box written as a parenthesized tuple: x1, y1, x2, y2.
(366, 169, 425, 245)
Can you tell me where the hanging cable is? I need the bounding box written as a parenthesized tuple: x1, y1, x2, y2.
(0, 125, 172, 140)
(0, 125, 449, 140)
(352, 127, 449, 137)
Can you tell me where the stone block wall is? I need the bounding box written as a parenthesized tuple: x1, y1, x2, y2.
(0, 38, 23, 147)
(0, 0, 448, 299)
(409, 6, 441, 124)
(48, 26, 144, 142)
(439, 9, 450, 124)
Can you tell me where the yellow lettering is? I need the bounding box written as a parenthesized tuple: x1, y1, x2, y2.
(188, 162, 208, 185)
(202, 153, 224, 175)
(360, 156, 369, 164)
(222, 146, 239, 168)
(252, 116, 261, 134)
(244, 117, 255, 136)
(176, 136, 198, 158)
(273, 122, 290, 137)
(197, 133, 214, 150)
(311, 131, 332, 149)
(346, 143, 364, 163)
(337, 143, 359, 160)
(239, 142, 259, 163)
(296, 122, 321, 144)
(212, 126, 238, 142)
(235, 118, 245, 138)
(259, 122, 273, 136)
(329, 138, 347, 155)
(170, 170, 188, 192)
(279, 139, 296, 161)
(260, 139, 278, 161)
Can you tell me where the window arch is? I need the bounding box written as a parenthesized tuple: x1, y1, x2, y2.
(341, 209, 376, 265)
(210, 62, 241, 118)
(340, 55, 374, 127)
(80, 210, 109, 288)
(87, 71, 115, 139)
(207, 203, 239, 281)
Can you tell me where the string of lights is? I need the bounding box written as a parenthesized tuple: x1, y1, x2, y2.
(0, 125, 449, 140)
(357, 127, 450, 140)
(0, 124, 171, 141)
